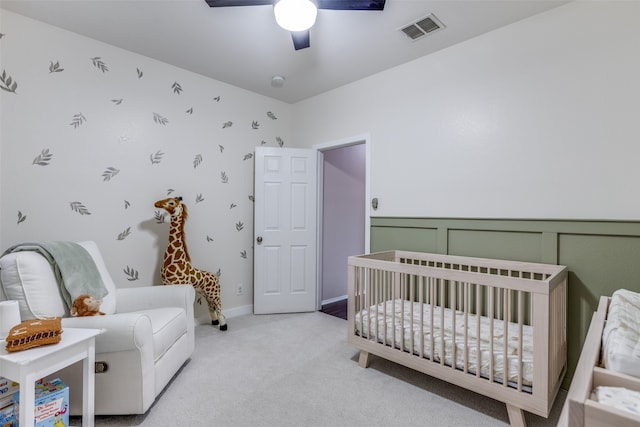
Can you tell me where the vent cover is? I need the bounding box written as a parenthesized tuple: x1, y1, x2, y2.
(400, 14, 445, 41)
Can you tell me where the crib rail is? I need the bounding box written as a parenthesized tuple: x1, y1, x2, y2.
(348, 250, 568, 419)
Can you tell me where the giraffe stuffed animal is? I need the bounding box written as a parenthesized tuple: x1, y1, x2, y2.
(154, 196, 227, 330)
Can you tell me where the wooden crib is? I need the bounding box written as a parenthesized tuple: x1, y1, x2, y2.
(347, 251, 568, 427)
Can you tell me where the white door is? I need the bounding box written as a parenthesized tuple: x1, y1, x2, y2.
(253, 147, 317, 314)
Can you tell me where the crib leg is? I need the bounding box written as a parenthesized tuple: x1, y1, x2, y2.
(506, 404, 526, 427)
(358, 351, 371, 368)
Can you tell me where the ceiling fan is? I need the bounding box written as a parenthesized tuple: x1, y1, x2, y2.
(205, 0, 386, 50)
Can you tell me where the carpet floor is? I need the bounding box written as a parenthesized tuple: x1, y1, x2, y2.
(74, 311, 566, 426)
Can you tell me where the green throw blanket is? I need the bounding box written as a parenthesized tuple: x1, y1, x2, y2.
(1, 241, 108, 308)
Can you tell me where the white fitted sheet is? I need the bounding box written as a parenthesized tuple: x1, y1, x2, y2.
(355, 299, 534, 387)
(602, 289, 640, 378)
(592, 386, 640, 417)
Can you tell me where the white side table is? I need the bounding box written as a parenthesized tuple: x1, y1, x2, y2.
(0, 327, 103, 427)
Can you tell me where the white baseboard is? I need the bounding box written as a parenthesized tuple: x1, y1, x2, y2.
(225, 304, 253, 319)
(321, 295, 347, 306)
(194, 303, 253, 324)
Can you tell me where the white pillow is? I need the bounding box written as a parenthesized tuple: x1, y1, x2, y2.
(76, 241, 116, 315)
(0, 251, 69, 320)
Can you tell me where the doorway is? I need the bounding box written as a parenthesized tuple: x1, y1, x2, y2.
(315, 136, 369, 319)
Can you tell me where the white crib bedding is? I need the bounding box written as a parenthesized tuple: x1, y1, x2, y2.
(601, 289, 640, 378)
(355, 299, 534, 387)
(592, 386, 640, 417)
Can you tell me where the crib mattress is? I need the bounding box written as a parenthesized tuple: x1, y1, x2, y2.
(355, 299, 534, 386)
(601, 289, 640, 378)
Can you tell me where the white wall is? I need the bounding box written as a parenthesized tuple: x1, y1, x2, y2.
(0, 10, 292, 316)
(292, 1, 640, 220)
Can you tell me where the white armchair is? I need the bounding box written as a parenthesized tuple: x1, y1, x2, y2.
(0, 241, 195, 415)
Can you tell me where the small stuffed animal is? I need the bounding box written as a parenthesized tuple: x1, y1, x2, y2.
(70, 294, 105, 317)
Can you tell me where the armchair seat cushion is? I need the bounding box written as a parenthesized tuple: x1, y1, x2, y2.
(144, 307, 188, 361)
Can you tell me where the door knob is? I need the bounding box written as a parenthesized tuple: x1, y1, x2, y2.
(257, 236, 263, 244)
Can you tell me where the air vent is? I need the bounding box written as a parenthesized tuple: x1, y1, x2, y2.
(400, 13, 444, 41)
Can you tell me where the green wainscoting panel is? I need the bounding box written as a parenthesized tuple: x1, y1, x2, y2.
(370, 217, 640, 390)
(370, 225, 439, 253)
(448, 229, 542, 262)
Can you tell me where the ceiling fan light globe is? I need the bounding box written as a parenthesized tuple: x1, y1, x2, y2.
(274, 0, 318, 32)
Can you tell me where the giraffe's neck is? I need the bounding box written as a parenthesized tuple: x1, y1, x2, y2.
(164, 212, 190, 267)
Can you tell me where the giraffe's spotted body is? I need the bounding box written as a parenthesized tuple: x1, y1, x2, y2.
(154, 197, 227, 330)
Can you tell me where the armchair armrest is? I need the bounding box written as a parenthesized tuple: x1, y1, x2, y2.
(62, 312, 152, 353)
(115, 284, 195, 314)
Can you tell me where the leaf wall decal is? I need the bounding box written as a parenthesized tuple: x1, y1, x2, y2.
(277, 136, 284, 147)
(70, 201, 91, 215)
(123, 266, 139, 281)
(32, 149, 53, 166)
(17, 211, 26, 224)
(153, 112, 168, 125)
(206, 235, 214, 242)
(172, 82, 182, 94)
(240, 250, 247, 259)
(0, 70, 18, 93)
(136, 68, 143, 78)
(90, 57, 108, 72)
(230, 203, 237, 209)
(267, 111, 277, 120)
(102, 167, 120, 182)
(221, 171, 229, 183)
(193, 154, 202, 168)
(235, 221, 244, 231)
(117, 227, 131, 240)
(111, 99, 123, 105)
(195, 194, 204, 203)
(243, 153, 253, 161)
(186, 107, 193, 114)
(222, 121, 232, 128)
(154, 211, 165, 223)
(124, 200, 131, 209)
(49, 61, 64, 73)
(149, 150, 164, 164)
(219, 145, 224, 153)
(213, 96, 220, 102)
(248, 195, 255, 202)
(69, 113, 87, 128)
(251, 121, 259, 129)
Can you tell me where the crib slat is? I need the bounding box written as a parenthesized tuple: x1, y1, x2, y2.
(476, 283, 482, 379)
(503, 288, 510, 388)
(452, 281, 457, 370)
(489, 286, 495, 384)
(439, 278, 445, 366)
(419, 275, 424, 359)
(463, 282, 470, 374)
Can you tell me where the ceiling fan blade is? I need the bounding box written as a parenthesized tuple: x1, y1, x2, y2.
(205, 0, 273, 7)
(291, 30, 310, 50)
(317, 0, 385, 10)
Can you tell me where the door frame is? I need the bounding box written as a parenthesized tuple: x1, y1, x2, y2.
(313, 133, 371, 310)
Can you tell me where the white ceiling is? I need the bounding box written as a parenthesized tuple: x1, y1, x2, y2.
(1, 0, 568, 103)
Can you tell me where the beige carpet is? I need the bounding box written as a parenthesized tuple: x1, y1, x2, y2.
(76, 311, 566, 426)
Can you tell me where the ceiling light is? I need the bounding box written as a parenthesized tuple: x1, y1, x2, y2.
(273, 0, 318, 32)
